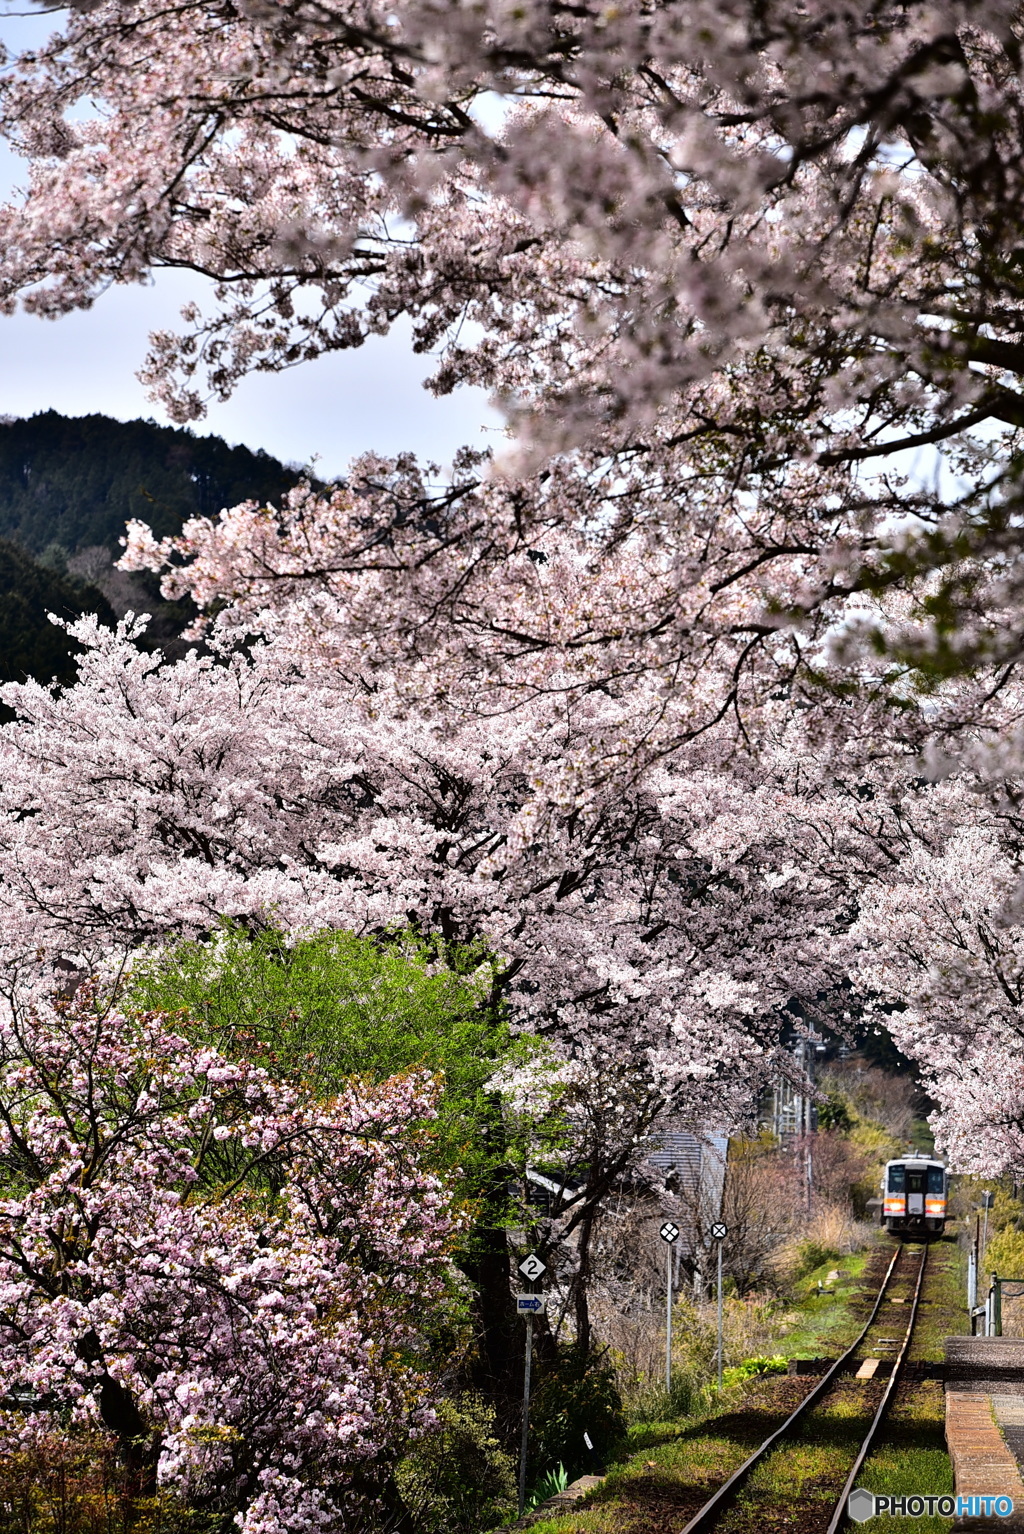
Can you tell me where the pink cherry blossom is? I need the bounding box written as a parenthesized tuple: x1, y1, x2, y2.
(0, 0, 1019, 681)
(0, 985, 460, 1531)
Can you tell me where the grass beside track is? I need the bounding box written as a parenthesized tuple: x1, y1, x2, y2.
(525, 1378, 818, 1534)
(694, 1242, 928, 1534)
(906, 1234, 966, 1363)
(518, 1237, 967, 1534)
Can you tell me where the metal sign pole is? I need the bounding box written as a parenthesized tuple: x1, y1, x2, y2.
(514, 1249, 547, 1517)
(708, 1220, 728, 1389)
(666, 1239, 673, 1394)
(717, 1238, 724, 1391)
(518, 1314, 533, 1516)
(658, 1220, 680, 1397)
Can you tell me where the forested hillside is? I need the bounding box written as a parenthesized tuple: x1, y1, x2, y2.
(0, 412, 302, 684)
(0, 411, 298, 557)
(0, 538, 114, 695)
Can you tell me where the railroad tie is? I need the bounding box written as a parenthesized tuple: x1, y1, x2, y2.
(946, 1391, 1024, 1529)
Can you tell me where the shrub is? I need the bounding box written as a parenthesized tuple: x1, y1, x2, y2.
(817, 1093, 854, 1134)
(668, 1292, 780, 1380)
(394, 1396, 516, 1534)
(794, 1239, 841, 1277)
(773, 1203, 876, 1282)
(988, 1187, 1024, 1236)
(0, 1424, 214, 1534)
(983, 1226, 1024, 1282)
(622, 1370, 709, 1426)
(528, 1349, 626, 1479)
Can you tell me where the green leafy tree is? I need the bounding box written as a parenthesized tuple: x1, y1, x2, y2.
(128, 925, 526, 1183)
(127, 924, 546, 1419)
(817, 1093, 854, 1135)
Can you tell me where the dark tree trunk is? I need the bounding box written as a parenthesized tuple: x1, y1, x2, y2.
(570, 1198, 597, 1359)
(460, 1213, 522, 1433)
(97, 1371, 159, 1496)
(76, 1331, 158, 1497)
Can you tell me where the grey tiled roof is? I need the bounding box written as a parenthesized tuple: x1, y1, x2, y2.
(647, 1131, 704, 1184)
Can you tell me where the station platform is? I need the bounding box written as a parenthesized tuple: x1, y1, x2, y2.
(947, 1338, 1024, 1394)
(945, 1338, 1024, 1528)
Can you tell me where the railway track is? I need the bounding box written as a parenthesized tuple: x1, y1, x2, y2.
(679, 1241, 930, 1534)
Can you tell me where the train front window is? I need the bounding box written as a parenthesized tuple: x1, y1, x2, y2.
(927, 1167, 944, 1195)
(888, 1166, 905, 1192)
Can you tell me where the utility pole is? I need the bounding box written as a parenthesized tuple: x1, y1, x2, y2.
(981, 1191, 994, 1266)
(717, 1239, 724, 1390)
(804, 1036, 817, 1215)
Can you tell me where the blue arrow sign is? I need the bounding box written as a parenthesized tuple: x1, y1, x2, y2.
(516, 1294, 546, 1314)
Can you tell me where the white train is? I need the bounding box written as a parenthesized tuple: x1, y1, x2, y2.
(882, 1151, 947, 1237)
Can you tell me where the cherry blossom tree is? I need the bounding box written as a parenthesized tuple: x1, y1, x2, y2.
(0, 0, 1015, 452)
(848, 768, 1024, 1179)
(706, 693, 1024, 1185)
(0, 984, 459, 1531)
(113, 451, 1024, 1240)
(116, 452, 869, 776)
(6, 1, 1024, 1076)
(0, 584, 856, 1356)
(1, 1, 1022, 689)
(11, 0, 1024, 1286)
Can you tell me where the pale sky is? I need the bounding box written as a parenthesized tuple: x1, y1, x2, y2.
(0, 9, 500, 479)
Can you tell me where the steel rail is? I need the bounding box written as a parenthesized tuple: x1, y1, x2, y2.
(678, 1244, 905, 1534)
(825, 1242, 929, 1534)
